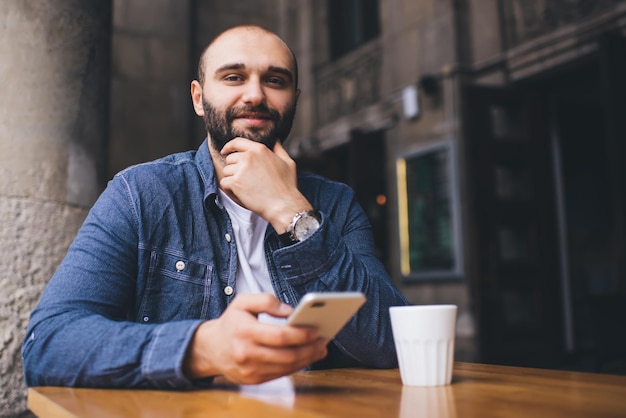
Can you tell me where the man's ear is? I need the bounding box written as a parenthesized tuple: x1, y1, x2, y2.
(191, 80, 204, 116)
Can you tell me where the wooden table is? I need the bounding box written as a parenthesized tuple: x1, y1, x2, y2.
(28, 362, 626, 417)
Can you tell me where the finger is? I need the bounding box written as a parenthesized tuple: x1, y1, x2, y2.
(221, 137, 257, 156)
(252, 322, 319, 348)
(221, 164, 236, 178)
(231, 340, 328, 384)
(219, 138, 240, 156)
(231, 293, 293, 317)
(267, 343, 327, 370)
(224, 151, 240, 165)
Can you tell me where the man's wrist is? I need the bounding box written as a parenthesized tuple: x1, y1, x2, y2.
(268, 195, 313, 233)
(183, 321, 219, 380)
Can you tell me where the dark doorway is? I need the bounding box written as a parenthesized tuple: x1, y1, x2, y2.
(463, 85, 563, 368)
(463, 34, 626, 373)
(549, 39, 626, 373)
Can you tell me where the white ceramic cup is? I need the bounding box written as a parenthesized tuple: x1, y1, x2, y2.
(390, 305, 457, 386)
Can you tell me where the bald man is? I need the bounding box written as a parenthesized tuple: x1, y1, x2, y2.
(23, 25, 407, 389)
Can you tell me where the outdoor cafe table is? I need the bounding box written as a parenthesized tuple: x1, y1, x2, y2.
(28, 362, 626, 417)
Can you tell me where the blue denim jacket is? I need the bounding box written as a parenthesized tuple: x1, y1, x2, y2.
(22, 139, 407, 389)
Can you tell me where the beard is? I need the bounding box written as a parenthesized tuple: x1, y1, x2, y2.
(201, 97, 297, 152)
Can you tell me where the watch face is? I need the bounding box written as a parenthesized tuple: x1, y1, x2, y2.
(294, 213, 320, 241)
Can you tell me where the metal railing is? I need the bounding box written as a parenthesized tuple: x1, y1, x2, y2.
(314, 40, 382, 126)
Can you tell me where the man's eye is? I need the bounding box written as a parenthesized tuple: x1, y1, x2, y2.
(266, 77, 285, 86)
(224, 75, 243, 82)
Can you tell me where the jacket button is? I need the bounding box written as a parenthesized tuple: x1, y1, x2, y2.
(224, 286, 234, 296)
(225, 233, 232, 242)
(175, 261, 185, 271)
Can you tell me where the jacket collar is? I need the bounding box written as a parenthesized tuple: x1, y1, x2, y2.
(195, 138, 220, 207)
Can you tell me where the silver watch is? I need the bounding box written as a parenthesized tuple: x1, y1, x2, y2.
(288, 210, 321, 242)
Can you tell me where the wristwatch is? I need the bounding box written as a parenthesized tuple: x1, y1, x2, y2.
(278, 210, 321, 245)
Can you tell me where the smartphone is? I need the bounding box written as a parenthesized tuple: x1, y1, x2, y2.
(287, 292, 366, 341)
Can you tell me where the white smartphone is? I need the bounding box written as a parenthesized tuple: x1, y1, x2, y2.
(287, 292, 366, 341)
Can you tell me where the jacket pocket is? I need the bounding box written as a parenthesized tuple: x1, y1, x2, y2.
(138, 250, 212, 323)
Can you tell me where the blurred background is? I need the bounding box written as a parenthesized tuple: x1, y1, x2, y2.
(1, 0, 625, 415)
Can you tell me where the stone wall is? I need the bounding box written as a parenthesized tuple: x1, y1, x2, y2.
(0, 1, 111, 415)
(0, 200, 86, 416)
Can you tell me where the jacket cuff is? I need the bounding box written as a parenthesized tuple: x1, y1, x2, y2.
(142, 319, 205, 389)
(273, 212, 341, 286)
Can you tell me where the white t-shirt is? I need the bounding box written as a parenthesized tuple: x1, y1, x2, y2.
(218, 190, 273, 295)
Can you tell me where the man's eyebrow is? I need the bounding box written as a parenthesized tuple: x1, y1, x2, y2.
(214, 63, 246, 75)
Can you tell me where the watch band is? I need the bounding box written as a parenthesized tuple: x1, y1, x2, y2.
(278, 230, 296, 246)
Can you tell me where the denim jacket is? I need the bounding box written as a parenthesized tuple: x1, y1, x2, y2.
(22, 139, 407, 389)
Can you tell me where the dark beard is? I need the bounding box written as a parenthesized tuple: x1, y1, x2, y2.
(202, 98, 296, 152)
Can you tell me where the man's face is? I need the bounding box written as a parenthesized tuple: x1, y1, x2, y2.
(193, 28, 300, 152)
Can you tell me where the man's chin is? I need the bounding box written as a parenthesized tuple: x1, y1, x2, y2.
(234, 131, 277, 149)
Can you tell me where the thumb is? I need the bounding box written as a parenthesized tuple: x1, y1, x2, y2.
(273, 140, 292, 163)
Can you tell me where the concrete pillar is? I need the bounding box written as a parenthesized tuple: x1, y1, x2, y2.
(0, 1, 111, 415)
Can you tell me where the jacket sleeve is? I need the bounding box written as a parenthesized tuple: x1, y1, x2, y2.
(21, 175, 204, 389)
(271, 179, 408, 368)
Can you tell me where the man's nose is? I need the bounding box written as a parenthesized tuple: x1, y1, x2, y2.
(241, 78, 265, 106)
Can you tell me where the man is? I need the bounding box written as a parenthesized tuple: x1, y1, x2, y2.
(22, 25, 407, 389)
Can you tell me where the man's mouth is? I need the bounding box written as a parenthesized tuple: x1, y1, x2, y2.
(234, 112, 272, 127)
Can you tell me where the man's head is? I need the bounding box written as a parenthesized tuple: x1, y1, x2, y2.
(191, 25, 300, 152)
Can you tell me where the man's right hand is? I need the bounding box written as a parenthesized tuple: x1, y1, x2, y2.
(218, 138, 314, 234)
(182, 293, 327, 385)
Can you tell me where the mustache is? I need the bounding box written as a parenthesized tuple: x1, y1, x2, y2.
(226, 104, 278, 121)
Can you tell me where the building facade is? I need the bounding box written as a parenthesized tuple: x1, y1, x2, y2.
(287, 0, 626, 372)
(286, 0, 626, 373)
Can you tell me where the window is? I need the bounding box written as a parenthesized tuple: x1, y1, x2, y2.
(396, 141, 463, 280)
(327, 0, 380, 59)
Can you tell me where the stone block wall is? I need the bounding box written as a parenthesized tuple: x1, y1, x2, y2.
(0, 1, 111, 415)
(0, 200, 86, 416)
